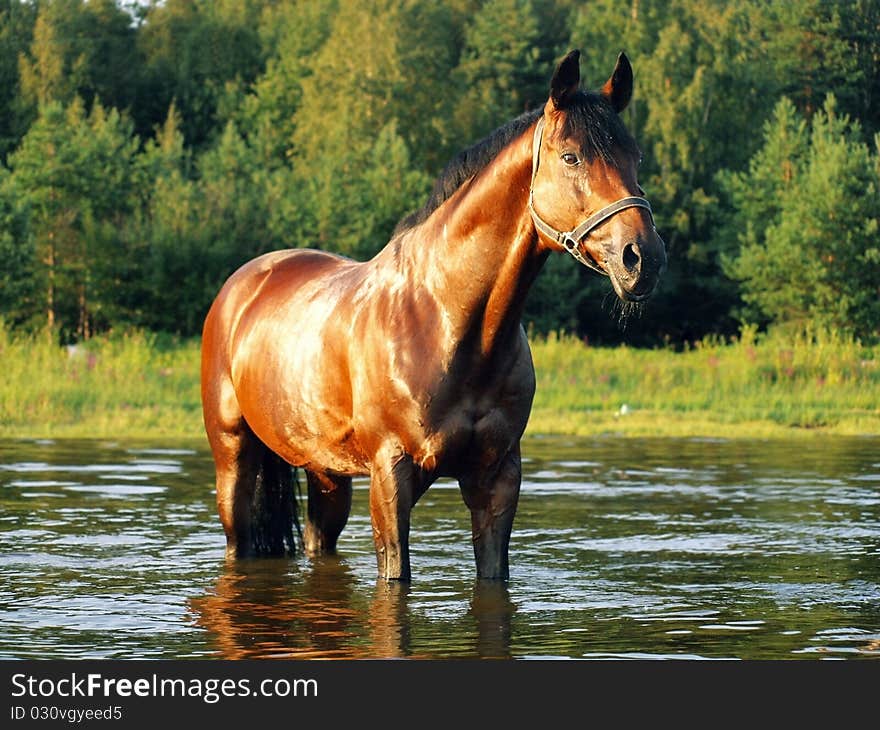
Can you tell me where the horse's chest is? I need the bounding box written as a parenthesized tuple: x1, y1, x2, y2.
(414, 383, 532, 476)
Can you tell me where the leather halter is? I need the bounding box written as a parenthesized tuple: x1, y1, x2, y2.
(528, 116, 653, 275)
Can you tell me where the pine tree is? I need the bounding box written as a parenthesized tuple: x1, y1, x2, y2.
(0, 165, 34, 328)
(453, 0, 544, 144)
(289, 0, 454, 258)
(235, 0, 337, 166)
(18, 2, 82, 109)
(136, 0, 266, 149)
(0, 1, 37, 160)
(6, 98, 139, 339)
(723, 96, 880, 338)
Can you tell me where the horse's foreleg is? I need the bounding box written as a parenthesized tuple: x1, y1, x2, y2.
(303, 470, 352, 555)
(369, 449, 417, 581)
(459, 444, 522, 580)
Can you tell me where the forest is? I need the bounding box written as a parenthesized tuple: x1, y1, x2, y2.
(0, 0, 878, 346)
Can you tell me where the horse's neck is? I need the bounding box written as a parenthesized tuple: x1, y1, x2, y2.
(397, 128, 545, 357)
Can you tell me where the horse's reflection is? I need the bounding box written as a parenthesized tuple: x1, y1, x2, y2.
(189, 556, 379, 658)
(189, 558, 516, 659)
(469, 580, 516, 659)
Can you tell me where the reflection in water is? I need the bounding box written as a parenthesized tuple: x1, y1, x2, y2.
(190, 557, 367, 659)
(190, 558, 518, 659)
(368, 580, 413, 658)
(470, 581, 515, 659)
(1, 436, 879, 659)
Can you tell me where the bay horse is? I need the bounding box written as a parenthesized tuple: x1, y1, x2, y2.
(201, 50, 666, 580)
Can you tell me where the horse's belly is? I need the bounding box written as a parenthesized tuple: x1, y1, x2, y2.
(229, 278, 369, 474)
(238, 370, 368, 474)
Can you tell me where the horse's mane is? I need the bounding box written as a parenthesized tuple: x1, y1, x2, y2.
(392, 90, 639, 237)
(392, 107, 542, 236)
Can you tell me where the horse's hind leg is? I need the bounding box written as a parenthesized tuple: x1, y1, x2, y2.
(303, 470, 352, 555)
(458, 444, 522, 580)
(202, 297, 297, 557)
(208, 422, 298, 558)
(204, 373, 298, 559)
(208, 421, 260, 559)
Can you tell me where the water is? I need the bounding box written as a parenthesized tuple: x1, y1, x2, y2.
(1, 436, 878, 660)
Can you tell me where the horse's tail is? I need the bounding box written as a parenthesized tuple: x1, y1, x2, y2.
(248, 446, 302, 557)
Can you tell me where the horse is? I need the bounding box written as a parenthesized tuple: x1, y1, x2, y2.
(200, 49, 666, 581)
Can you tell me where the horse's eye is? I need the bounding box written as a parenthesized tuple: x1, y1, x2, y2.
(561, 151, 580, 166)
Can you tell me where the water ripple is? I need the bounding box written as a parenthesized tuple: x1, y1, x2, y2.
(0, 435, 878, 660)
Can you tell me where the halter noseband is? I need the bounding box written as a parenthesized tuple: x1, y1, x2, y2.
(528, 117, 653, 276)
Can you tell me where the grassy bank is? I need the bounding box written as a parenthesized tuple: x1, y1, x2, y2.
(1, 322, 878, 440)
(0, 325, 203, 439)
(529, 326, 880, 438)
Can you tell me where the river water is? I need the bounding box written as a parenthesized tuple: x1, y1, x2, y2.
(1, 436, 878, 660)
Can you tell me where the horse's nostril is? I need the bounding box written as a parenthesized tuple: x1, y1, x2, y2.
(622, 242, 641, 273)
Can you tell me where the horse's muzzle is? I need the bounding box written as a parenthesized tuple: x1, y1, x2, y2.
(607, 233, 667, 302)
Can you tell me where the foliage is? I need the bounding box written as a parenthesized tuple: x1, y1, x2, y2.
(721, 96, 880, 338)
(452, 0, 545, 143)
(0, 0, 36, 160)
(0, 0, 878, 344)
(528, 325, 880, 436)
(3, 98, 140, 340)
(1, 321, 876, 439)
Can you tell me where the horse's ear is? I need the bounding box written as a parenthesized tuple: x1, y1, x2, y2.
(601, 52, 633, 113)
(550, 50, 580, 109)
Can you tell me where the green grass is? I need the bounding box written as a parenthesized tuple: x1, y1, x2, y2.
(0, 323, 204, 439)
(1, 321, 878, 440)
(528, 325, 880, 438)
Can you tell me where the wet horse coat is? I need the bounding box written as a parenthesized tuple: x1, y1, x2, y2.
(201, 50, 666, 580)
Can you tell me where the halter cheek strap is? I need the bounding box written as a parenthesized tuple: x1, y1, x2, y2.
(528, 117, 654, 276)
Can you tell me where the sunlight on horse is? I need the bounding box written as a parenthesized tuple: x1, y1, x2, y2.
(201, 50, 666, 580)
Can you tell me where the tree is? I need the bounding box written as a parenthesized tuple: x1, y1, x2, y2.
(18, 0, 139, 114)
(351, 120, 431, 259)
(0, 0, 878, 343)
(18, 1, 81, 109)
(565, 0, 878, 344)
(289, 0, 454, 258)
(5, 98, 139, 340)
(722, 96, 880, 338)
(524, 252, 586, 336)
(235, 0, 338, 165)
(136, 0, 266, 148)
(0, 165, 34, 327)
(136, 114, 293, 334)
(0, 0, 37, 160)
(452, 0, 545, 145)
(836, 0, 880, 139)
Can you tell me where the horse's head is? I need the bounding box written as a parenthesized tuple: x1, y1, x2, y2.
(529, 50, 666, 302)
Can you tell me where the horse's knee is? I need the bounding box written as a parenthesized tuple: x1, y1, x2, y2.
(461, 451, 522, 512)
